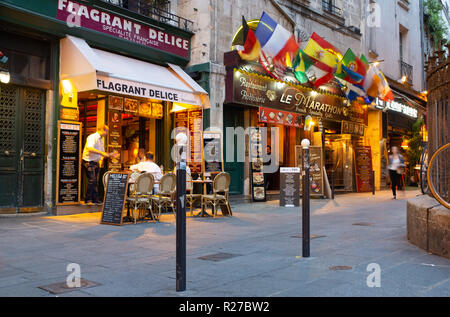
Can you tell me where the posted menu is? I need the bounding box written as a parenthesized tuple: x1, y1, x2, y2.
(101, 173, 129, 225)
(280, 167, 300, 207)
(57, 121, 82, 205)
(295, 145, 324, 197)
(249, 128, 266, 202)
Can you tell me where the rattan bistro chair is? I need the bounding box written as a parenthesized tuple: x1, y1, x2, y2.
(102, 171, 112, 189)
(186, 173, 202, 216)
(150, 173, 176, 221)
(201, 172, 231, 218)
(126, 173, 155, 224)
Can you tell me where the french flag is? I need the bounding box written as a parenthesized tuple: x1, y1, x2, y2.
(254, 12, 299, 67)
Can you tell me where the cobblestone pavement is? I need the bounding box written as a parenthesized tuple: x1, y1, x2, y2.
(0, 189, 449, 297)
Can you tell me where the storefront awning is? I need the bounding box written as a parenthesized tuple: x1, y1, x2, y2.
(60, 36, 209, 108)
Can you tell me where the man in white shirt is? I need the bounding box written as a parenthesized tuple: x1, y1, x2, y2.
(82, 125, 116, 205)
(130, 152, 162, 192)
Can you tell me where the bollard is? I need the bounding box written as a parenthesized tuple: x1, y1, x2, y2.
(331, 169, 335, 200)
(175, 133, 187, 292)
(301, 139, 310, 258)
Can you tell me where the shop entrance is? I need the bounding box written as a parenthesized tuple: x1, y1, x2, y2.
(324, 134, 354, 191)
(0, 84, 45, 211)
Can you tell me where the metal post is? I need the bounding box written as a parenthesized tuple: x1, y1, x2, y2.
(331, 169, 335, 200)
(372, 170, 375, 195)
(301, 139, 310, 258)
(175, 134, 187, 292)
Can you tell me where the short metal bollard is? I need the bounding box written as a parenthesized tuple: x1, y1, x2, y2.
(301, 139, 310, 258)
(175, 133, 187, 292)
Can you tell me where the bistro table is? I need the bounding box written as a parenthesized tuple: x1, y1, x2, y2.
(187, 178, 232, 217)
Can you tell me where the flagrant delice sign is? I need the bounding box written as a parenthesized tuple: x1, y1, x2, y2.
(56, 0, 190, 59)
(96, 75, 202, 105)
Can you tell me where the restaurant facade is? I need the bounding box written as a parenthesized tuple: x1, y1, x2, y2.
(223, 50, 426, 201)
(0, 0, 209, 215)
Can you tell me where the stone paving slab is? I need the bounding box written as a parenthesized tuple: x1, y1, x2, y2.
(0, 190, 448, 297)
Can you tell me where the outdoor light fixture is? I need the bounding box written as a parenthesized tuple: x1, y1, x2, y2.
(399, 75, 407, 84)
(62, 79, 73, 94)
(0, 70, 10, 84)
(171, 103, 188, 112)
(311, 90, 318, 97)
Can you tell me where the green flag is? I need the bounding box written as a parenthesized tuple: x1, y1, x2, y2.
(292, 49, 314, 84)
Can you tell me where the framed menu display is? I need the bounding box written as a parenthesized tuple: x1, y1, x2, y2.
(203, 131, 223, 174)
(152, 103, 163, 119)
(295, 145, 324, 197)
(124, 98, 138, 113)
(108, 95, 123, 111)
(249, 127, 266, 202)
(342, 121, 365, 136)
(56, 121, 82, 205)
(354, 146, 374, 192)
(280, 167, 300, 207)
(108, 110, 122, 171)
(188, 109, 203, 173)
(138, 101, 152, 118)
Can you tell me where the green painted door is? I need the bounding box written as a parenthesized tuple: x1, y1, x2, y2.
(223, 107, 244, 195)
(0, 84, 45, 211)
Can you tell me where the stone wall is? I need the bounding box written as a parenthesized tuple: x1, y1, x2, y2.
(407, 195, 450, 259)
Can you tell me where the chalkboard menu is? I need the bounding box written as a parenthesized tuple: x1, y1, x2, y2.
(296, 145, 324, 197)
(280, 167, 300, 207)
(355, 146, 373, 192)
(101, 172, 130, 225)
(56, 121, 82, 205)
(249, 128, 266, 202)
(203, 132, 223, 173)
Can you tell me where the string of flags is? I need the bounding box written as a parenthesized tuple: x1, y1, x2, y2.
(237, 12, 394, 104)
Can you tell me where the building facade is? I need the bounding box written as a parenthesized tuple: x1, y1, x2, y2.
(0, 0, 208, 214)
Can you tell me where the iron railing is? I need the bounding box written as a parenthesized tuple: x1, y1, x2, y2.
(322, 0, 342, 16)
(101, 0, 193, 32)
(400, 60, 413, 84)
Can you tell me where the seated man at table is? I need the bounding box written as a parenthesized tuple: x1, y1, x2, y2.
(130, 152, 162, 193)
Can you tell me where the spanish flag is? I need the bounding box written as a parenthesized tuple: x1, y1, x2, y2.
(304, 32, 342, 71)
(238, 16, 261, 61)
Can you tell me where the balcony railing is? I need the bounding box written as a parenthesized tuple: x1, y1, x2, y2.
(322, 0, 342, 16)
(400, 60, 413, 84)
(101, 0, 193, 32)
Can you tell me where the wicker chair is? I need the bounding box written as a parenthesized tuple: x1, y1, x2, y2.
(186, 173, 202, 216)
(102, 171, 112, 189)
(126, 173, 155, 223)
(202, 172, 231, 218)
(150, 173, 176, 221)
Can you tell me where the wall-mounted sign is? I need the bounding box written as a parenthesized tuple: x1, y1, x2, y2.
(56, 0, 190, 59)
(249, 128, 266, 202)
(56, 121, 82, 205)
(376, 98, 418, 118)
(203, 132, 223, 174)
(228, 70, 367, 124)
(60, 107, 79, 121)
(341, 121, 365, 136)
(259, 107, 302, 128)
(96, 76, 202, 106)
(108, 95, 124, 111)
(108, 110, 122, 171)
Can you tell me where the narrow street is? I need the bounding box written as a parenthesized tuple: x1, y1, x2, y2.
(0, 189, 448, 297)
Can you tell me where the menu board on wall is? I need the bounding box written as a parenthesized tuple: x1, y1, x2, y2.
(188, 109, 203, 173)
(203, 132, 223, 174)
(56, 121, 82, 205)
(355, 146, 374, 192)
(101, 172, 129, 225)
(108, 110, 123, 171)
(249, 128, 266, 202)
(280, 167, 300, 207)
(295, 145, 324, 197)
